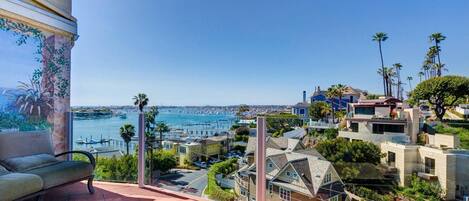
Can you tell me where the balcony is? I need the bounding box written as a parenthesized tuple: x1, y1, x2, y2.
(43, 181, 203, 200)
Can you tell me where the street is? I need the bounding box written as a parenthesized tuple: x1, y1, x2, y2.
(156, 169, 208, 197)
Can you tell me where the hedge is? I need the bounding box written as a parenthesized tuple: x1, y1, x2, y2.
(205, 158, 238, 201)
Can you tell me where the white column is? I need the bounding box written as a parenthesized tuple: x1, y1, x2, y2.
(138, 113, 146, 187)
(256, 117, 266, 201)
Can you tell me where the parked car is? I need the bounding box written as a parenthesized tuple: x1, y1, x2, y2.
(193, 161, 207, 168)
(209, 159, 221, 164)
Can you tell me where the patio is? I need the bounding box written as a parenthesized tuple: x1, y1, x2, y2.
(42, 181, 204, 201)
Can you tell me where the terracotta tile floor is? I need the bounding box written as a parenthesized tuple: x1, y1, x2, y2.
(41, 181, 204, 201)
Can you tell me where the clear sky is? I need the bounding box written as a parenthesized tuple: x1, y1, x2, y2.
(71, 0, 469, 106)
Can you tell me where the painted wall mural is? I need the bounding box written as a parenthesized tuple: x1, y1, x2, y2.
(0, 17, 71, 138)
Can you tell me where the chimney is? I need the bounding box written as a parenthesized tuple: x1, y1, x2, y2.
(303, 91, 306, 102)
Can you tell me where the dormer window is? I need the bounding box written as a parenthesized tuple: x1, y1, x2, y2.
(268, 163, 273, 168)
(286, 171, 291, 177)
(292, 173, 298, 179)
(323, 173, 332, 184)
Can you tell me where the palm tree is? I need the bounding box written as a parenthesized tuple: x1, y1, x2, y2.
(155, 122, 170, 150)
(407, 76, 413, 91)
(325, 87, 337, 123)
(422, 60, 432, 80)
(120, 124, 136, 155)
(429, 33, 446, 76)
(377, 67, 395, 97)
(418, 71, 425, 83)
(332, 84, 347, 111)
(392, 63, 403, 100)
(372, 32, 389, 96)
(133, 93, 149, 113)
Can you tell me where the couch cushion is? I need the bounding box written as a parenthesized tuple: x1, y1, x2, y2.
(0, 165, 9, 176)
(0, 131, 54, 161)
(24, 160, 93, 189)
(2, 154, 59, 172)
(0, 173, 43, 201)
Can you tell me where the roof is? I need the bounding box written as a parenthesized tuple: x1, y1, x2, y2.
(293, 102, 310, 108)
(283, 128, 307, 139)
(356, 97, 402, 104)
(241, 137, 344, 198)
(245, 137, 303, 155)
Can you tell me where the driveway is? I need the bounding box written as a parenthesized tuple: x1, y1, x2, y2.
(156, 169, 208, 197)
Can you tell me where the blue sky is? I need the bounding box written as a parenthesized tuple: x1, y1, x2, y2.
(70, 0, 469, 106)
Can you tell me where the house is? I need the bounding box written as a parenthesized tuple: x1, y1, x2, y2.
(178, 135, 232, 165)
(310, 86, 364, 111)
(292, 91, 310, 120)
(338, 97, 420, 145)
(380, 134, 469, 200)
(283, 128, 307, 140)
(455, 104, 469, 119)
(235, 137, 346, 201)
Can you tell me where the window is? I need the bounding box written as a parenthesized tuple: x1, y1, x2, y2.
(268, 181, 273, 194)
(268, 162, 273, 168)
(279, 187, 291, 201)
(372, 124, 405, 134)
(387, 151, 396, 167)
(425, 157, 435, 175)
(323, 173, 331, 184)
(292, 173, 298, 179)
(241, 189, 246, 196)
(286, 171, 291, 176)
(355, 107, 375, 115)
(350, 122, 359, 132)
(329, 195, 339, 201)
(179, 146, 187, 154)
(300, 109, 305, 114)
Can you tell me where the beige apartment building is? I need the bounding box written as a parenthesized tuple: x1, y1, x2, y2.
(338, 97, 420, 145)
(381, 134, 469, 200)
(235, 137, 346, 201)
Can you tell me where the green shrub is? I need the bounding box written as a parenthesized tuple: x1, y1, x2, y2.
(352, 186, 393, 201)
(398, 175, 443, 201)
(434, 123, 469, 149)
(205, 158, 238, 201)
(316, 138, 384, 164)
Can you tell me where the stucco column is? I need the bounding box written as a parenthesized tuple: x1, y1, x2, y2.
(43, 34, 72, 155)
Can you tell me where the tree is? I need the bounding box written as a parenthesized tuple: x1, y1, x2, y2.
(325, 87, 337, 123)
(315, 138, 383, 164)
(372, 32, 389, 96)
(309, 101, 331, 120)
(332, 84, 347, 111)
(120, 124, 136, 155)
(155, 122, 170, 150)
(377, 67, 395, 97)
(133, 93, 149, 113)
(429, 33, 446, 76)
(410, 76, 469, 120)
(150, 150, 177, 173)
(393, 63, 403, 99)
(407, 76, 413, 91)
(418, 71, 425, 83)
(236, 104, 250, 119)
(235, 126, 250, 142)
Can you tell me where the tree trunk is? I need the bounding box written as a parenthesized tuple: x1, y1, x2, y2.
(159, 132, 163, 150)
(436, 41, 442, 77)
(126, 143, 129, 155)
(379, 42, 386, 96)
(435, 105, 445, 121)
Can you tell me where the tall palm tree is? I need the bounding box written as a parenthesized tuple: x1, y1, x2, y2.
(407, 76, 413, 91)
(133, 93, 149, 113)
(429, 33, 446, 76)
(120, 124, 136, 155)
(155, 122, 170, 150)
(325, 87, 337, 123)
(392, 63, 403, 100)
(372, 32, 389, 96)
(418, 71, 425, 83)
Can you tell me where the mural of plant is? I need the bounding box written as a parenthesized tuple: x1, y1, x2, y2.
(0, 17, 73, 130)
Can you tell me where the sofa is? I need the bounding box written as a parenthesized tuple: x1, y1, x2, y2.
(0, 131, 95, 201)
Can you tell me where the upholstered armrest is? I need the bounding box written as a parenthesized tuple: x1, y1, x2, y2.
(55, 151, 96, 169)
